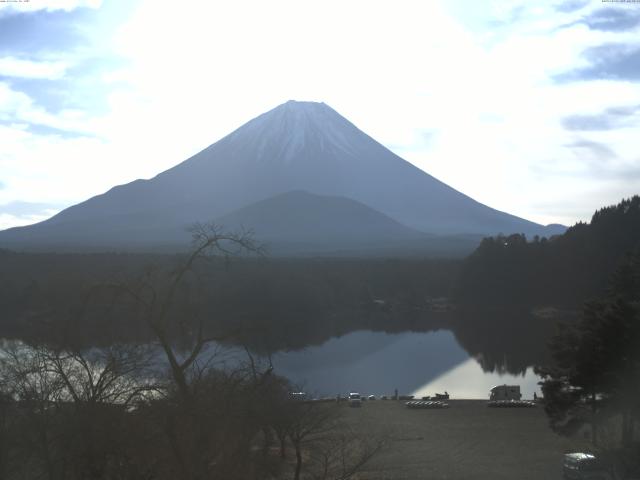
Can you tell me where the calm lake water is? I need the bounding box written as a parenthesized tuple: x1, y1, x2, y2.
(1, 327, 541, 401)
(271, 330, 541, 400)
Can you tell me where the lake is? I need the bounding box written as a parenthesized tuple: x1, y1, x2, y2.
(271, 330, 541, 399)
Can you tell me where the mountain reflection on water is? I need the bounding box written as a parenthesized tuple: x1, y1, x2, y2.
(240, 304, 566, 399)
(272, 329, 542, 400)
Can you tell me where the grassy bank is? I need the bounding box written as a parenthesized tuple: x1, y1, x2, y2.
(342, 400, 588, 479)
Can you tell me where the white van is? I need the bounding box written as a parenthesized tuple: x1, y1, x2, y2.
(489, 385, 522, 401)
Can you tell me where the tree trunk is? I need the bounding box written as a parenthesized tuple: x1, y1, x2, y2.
(164, 413, 192, 480)
(262, 427, 273, 457)
(622, 409, 633, 447)
(591, 390, 597, 446)
(276, 430, 286, 459)
(294, 441, 302, 480)
(280, 437, 287, 459)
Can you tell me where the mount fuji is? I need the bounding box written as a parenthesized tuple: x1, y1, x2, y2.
(0, 100, 562, 254)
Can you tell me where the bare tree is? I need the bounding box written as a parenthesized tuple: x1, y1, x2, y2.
(287, 402, 340, 480)
(0, 342, 67, 480)
(307, 428, 385, 480)
(43, 343, 160, 407)
(281, 401, 385, 480)
(0, 224, 386, 480)
(109, 223, 263, 400)
(91, 223, 267, 480)
(0, 340, 163, 480)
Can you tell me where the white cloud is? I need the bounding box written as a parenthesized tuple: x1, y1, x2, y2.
(0, 0, 102, 15)
(0, 56, 69, 80)
(0, 81, 101, 135)
(0, 82, 31, 117)
(0, 125, 136, 227)
(0, 211, 56, 230)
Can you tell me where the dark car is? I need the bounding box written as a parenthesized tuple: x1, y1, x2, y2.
(563, 453, 613, 480)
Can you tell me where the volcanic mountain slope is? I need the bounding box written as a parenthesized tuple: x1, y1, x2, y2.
(0, 100, 560, 253)
(215, 190, 432, 255)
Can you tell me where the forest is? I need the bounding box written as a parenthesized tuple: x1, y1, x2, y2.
(455, 196, 640, 307)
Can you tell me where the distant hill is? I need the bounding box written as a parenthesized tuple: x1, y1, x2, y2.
(215, 190, 430, 255)
(0, 100, 562, 254)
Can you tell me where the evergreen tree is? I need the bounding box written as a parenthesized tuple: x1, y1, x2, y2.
(536, 249, 640, 448)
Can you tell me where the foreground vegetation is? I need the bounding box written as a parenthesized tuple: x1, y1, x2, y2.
(0, 340, 385, 480)
(536, 248, 640, 469)
(0, 224, 383, 479)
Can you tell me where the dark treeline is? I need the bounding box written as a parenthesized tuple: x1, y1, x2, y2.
(455, 196, 640, 308)
(0, 246, 551, 374)
(450, 196, 640, 374)
(0, 249, 459, 352)
(450, 307, 567, 374)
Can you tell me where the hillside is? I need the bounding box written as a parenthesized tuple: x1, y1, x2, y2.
(455, 196, 640, 307)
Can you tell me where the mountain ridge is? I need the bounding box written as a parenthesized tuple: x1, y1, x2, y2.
(0, 100, 564, 254)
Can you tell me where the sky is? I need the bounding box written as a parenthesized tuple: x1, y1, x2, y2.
(0, 0, 639, 229)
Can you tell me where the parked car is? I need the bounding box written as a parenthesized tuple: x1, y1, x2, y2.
(290, 392, 307, 401)
(348, 392, 362, 408)
(563, 453, 613, 480)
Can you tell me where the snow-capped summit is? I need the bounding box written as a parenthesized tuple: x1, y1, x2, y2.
(0, 100, 558, 253)
(222, 100, 361, 163)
